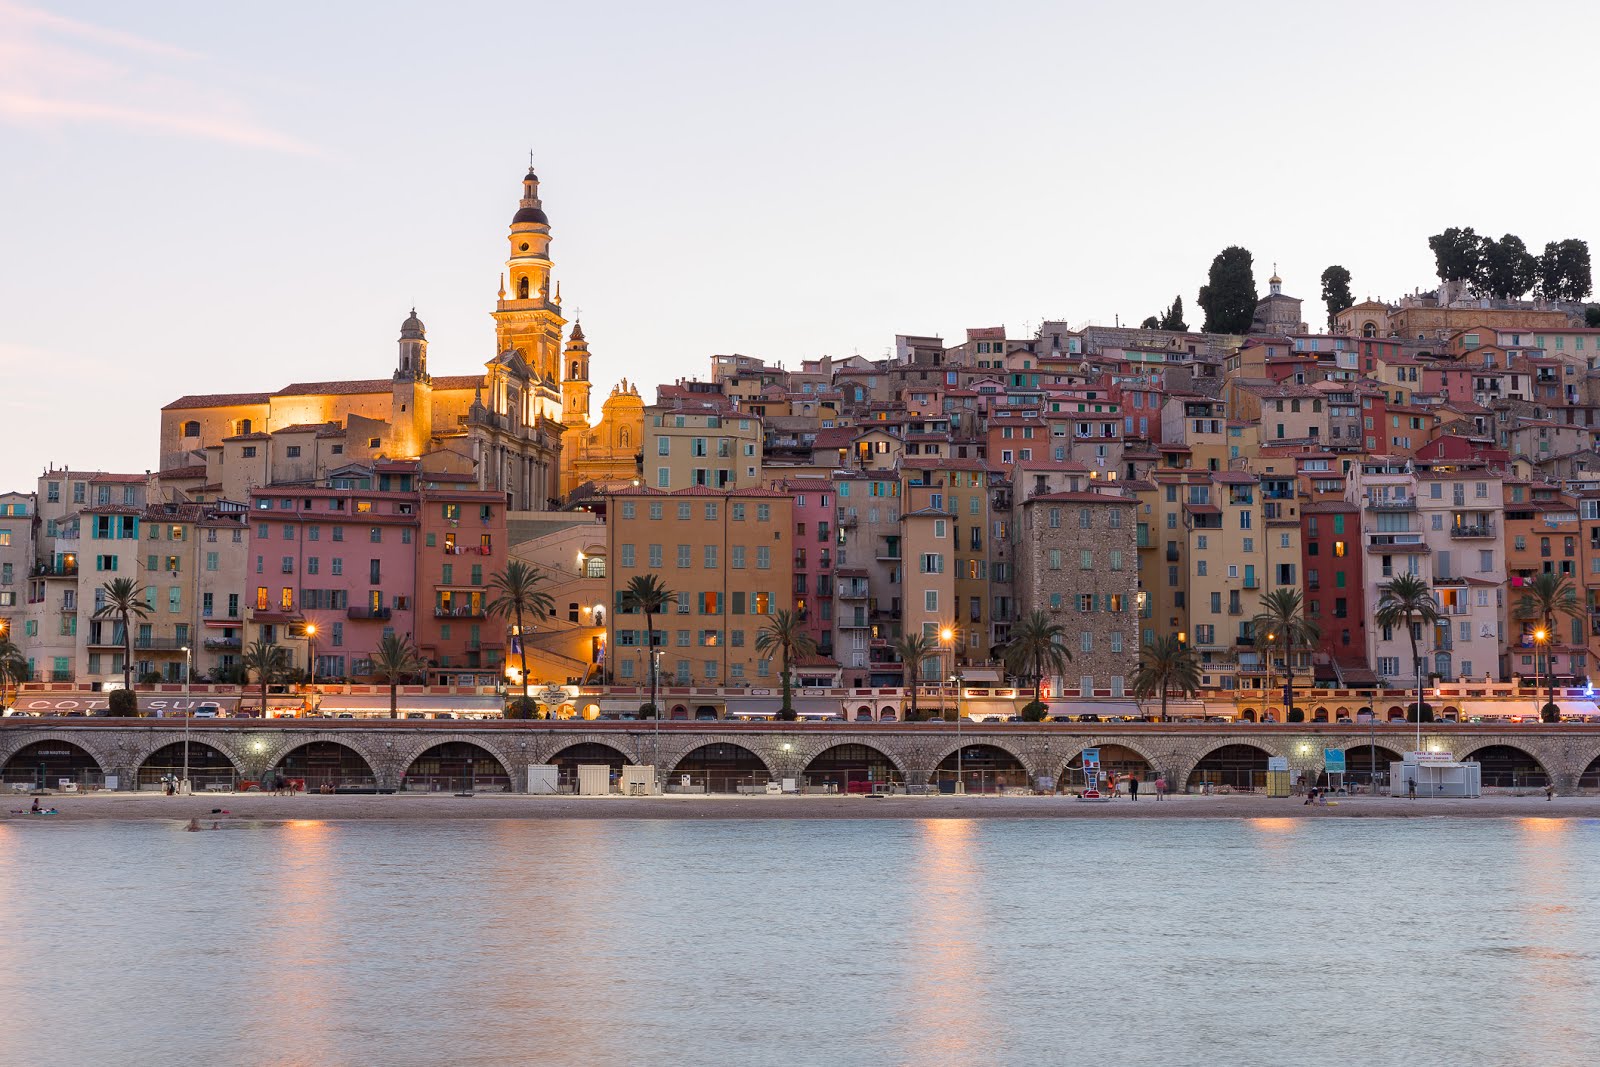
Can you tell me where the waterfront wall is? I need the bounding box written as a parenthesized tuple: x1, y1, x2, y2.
(5, 721, 1600, 792)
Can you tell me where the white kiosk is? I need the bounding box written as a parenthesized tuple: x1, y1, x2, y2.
(1390, 752, 1481, 798)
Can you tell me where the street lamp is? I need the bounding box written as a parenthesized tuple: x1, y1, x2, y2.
(651, 647, 664, 791)
(1265, 631, 1277, 721)
(180, 644, 192, 794)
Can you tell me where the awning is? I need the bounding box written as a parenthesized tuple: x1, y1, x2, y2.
(313, 694, 505, 716)
(1045, 700, 1140, 717)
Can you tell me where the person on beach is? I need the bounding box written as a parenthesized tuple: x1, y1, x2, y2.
(1154, 776, 1166, 802)
(1129, 776, 1140, 801)
(1546, 784, 1555, 802)
(1407, 777, 1417, 799)
(185, 818, 201, 831)
(30, 798, 40, 814)
(1304, 786, 1316, 806)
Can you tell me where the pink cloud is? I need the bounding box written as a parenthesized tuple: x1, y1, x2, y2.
(0, 2, 313, 154)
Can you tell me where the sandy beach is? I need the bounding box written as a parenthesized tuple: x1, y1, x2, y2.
(5, 790, 1594, 821)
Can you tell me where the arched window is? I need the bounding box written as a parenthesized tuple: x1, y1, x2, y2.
(182, 420, 200, 438)
(572, 360, 580, 379)
(518, 276, 529, 299)
(1362, 322, 1377, 338)
(235, 419, 252, 435)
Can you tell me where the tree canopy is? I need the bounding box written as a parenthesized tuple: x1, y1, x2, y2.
(1197, 247, 1257, 334)
(1319, 265, 1353, 328)
(1475, 234, 1539, 298)
(1539, 239, 1592, 302)
(1429, 227, 1482, 283)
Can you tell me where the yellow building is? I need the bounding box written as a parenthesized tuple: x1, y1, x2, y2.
(560, 325, 645, 496)
(641, 408, 764, 491)
(160, 166, 594, 510)
(606, 486, 794, 689)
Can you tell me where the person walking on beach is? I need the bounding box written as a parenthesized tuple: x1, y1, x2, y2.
(1546, 784, 1556, 802)
(1154, 776, 1166, 802)
(1129, 776, 1140, 801)
(1407, 776, 1417, 799)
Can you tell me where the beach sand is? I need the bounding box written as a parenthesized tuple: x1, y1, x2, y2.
(4, 790, 1592, 822)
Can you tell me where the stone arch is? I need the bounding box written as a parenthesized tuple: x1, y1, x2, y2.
(1466, 744, 1549, 788)
(1577, 750, 1600, 789)
(135, 740, 246, 789)
(1059, 743, 1154, 790)
(926, 735, 1033, 780)
(854, 704, 874, 721)
(1239, 707, 1257, 722)
(1312, 706, 1330, 723)
(931, 742, 1028, 792)
(878, 704, 898, 721)
(1181, 741, 1277, 792)
(547, 741, 635, 790)
(123, 731, 253, 780)
(253, 731, 391, 782)
(403, 739, 514, 791)
(271, 737, 381, 790)
(802, 742, 905, 791)
(0, 736, 106, 788)
(1342, 745, 1404, 784)
(669, 741, 774, 792)
(1050, 736, 1165, 782)
(1386, 705, 1407, 721)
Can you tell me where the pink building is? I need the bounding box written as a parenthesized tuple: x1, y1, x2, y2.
(782, 478, 835, 658)
(248, 465, 419, 681)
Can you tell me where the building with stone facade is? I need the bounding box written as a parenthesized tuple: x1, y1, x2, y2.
(1012, 490, 1139, 698)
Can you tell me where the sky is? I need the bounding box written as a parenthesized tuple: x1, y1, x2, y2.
(2, 0, 1597, 491)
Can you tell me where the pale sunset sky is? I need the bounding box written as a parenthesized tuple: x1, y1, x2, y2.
(1, 0, 1595, 490)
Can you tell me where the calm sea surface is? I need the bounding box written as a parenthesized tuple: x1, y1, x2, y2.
(3, 817, 1599, 1066)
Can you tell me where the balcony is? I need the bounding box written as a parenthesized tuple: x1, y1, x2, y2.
(204, 637, 242, 652)
(32, 561, 78, 577)
(1366, 534, 1428, 551)
(50, 670, 72, 682)
(434, 606, 486, 619)
(134, 637, 188, 651)
(839, 614, 870, 629)
(1241, 578, 1259, 590)
(837, 584, 870, 600)
(348, 606, 392, 621)
(1450, 522, 1496, 539)
(1365, 498, 1416, 511)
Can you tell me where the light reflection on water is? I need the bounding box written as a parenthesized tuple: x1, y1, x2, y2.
(2, 817, 1599, 1066)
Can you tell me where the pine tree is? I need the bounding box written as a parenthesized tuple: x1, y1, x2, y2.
(1320, 265, 1353, 328)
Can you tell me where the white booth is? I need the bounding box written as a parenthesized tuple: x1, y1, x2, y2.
(1390, 755, 1481, 798)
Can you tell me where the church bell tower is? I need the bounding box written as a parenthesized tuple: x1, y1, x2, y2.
(562, 321, 592, 428)
(492, 165, 566, 384)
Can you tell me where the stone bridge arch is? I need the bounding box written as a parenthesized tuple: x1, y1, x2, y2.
(254, 731, 391, 787)
(393, 733, 522, 786)
(0, 731, 110, 783)
(920, 734, 1033, 784)
(658, 735, 779, 781)
(790, 736, 913, 782)
(1046, 736, 1170, 781)
(123, 732, 252, 782)
(1175, 737, 1292, 792)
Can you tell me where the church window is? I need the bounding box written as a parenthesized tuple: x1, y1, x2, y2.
(518, 277, 529, 299)
(572, 361, 580, 378)
(182, 421, 200, 438)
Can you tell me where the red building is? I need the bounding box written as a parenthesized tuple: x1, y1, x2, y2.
(1301, 500, 1366, 673)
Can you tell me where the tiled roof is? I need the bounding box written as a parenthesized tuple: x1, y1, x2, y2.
(163, 392, 272, 410)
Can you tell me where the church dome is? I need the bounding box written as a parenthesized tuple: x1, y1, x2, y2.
(400, 309, 425, 339)
(512, 205, 549, 225)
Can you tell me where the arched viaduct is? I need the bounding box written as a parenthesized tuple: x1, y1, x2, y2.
(7, 721, 1600, 793)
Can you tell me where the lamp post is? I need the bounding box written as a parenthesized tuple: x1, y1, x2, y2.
(180, 644, 192, 794)
(1265, 631, 1277, 721)
(939, 627, 954, 722)
(952, 669, 965, 794)
(1534, 627, 1548, 723)
(651, 648, 663, 791)
(304, 622, 318, 713)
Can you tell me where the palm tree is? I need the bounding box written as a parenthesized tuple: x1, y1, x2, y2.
(1001, 610, 1073, 713)
(0, 634, 28, 709)
(1516, 572, 1582, 716)
(1373, 574, 1439, 719)
(756, 609, 817, 721)
(241, 638, 290, 718)
(620, 574, 677, 719)
(486, 560, 555, 716)
(369, 633, 427, 720)
(893, 631, 938, 721)
(1131, 634, 1202, 723)
(93, 577, 150, 692)
(1251, 588, 1321, 720)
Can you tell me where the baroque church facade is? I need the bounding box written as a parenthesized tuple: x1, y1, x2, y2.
(158, 165, 629, 509)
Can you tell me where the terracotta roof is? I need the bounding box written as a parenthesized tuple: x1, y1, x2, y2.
(1183, 503, 1221, 514)
(157, 465, 208, 480)
(163, 392, 272, 410)
(273, 422, 339, 434)
(223, 432, 271, 442)
(1026, 491, 1134, 504)
(274, 379, 392, 397)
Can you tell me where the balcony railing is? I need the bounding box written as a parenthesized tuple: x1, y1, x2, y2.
(134, 637, 188, 650)
(1365, 498, 1416, 511)
(348, 606, 393, 620)
(434, 606, 485, 619)
(837, 585, 870, 600)
(32, 561, 78, 577)
(1450, 522, 1496, 539)
(204, 637, 242, 652)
